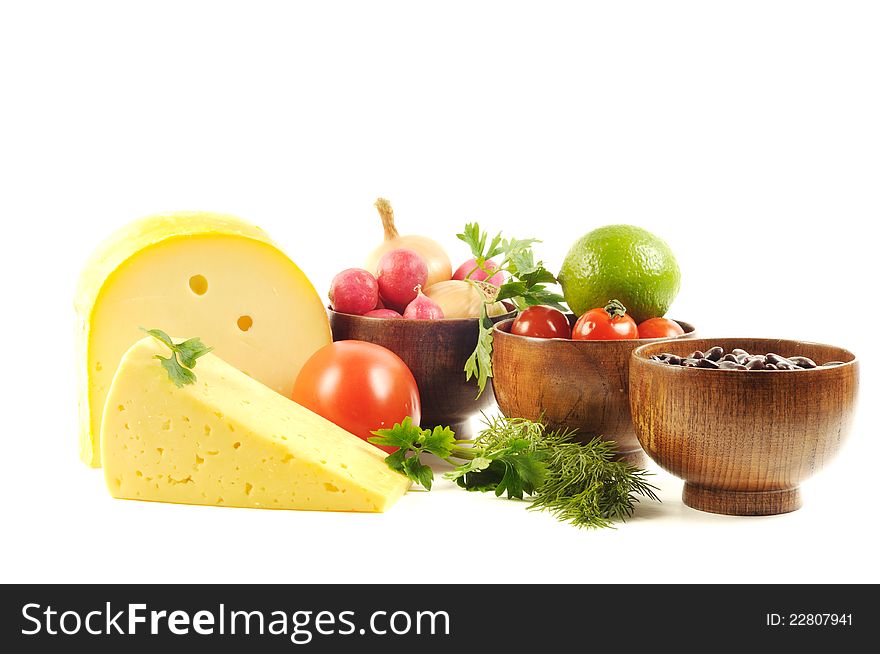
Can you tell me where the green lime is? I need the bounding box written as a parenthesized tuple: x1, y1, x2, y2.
(558, 225, 681, 324)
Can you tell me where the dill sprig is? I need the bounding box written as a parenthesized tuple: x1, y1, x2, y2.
(474, 415, 659, 528)
(530, 439, 660, 529)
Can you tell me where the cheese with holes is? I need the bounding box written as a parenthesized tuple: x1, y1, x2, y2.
(101, 337, 410, 512)
(75, 212, 331, 467)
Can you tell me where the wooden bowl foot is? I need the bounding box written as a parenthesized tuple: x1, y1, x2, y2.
(683, 484, 802, 516)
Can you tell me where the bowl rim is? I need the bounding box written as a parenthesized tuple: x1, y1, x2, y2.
(631, 337, 859, 372)
(492, 316, 697, 344)
(328, 307, 516, 326)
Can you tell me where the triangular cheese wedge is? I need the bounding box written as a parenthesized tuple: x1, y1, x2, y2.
(101, 337, 410, 513)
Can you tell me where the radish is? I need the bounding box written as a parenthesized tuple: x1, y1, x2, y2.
(403, 286, 444, 320)
(364, 309, 403, 319)
(452, 258, 504, 287)
(376, 248, 428, 311)
(329, 268, 379, 315)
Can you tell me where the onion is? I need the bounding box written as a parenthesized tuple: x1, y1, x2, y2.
(365, 198, 452, 288)
(423, 280, 508, 319)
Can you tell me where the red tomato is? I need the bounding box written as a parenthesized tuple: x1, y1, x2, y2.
(572, 299, 638, 340)
(511, 306, 572, 339)
(292, 341, 420, 453)
(637, 317, 685, 339)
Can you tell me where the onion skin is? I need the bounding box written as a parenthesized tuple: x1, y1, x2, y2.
(365, 198, 452, 287)
(423, 280, 508, 319)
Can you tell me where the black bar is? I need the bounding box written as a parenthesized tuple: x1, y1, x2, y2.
(0, 584, 872, 651)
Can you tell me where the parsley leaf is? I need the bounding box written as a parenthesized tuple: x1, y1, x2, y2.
(445, 456, 493, 483)
(463, 304, 495, 398)
(403, 455, 435, 490)
(369, 418, 456, 490)
(143, 328, 175, 349)
(456, 223, 486, 259)
(493, 451, 547, 499)
(421, 425, 456, 459)
(502, 238, 541, 276)
(517, 267, 559, 287)
(448, 435, 548, 499)
(450, 458, 507, 492)
(457, 223, 505, 261)
(174, 337, 214, 368)
(368, 416, 422, 450)
(457, 222, 568, 396)
(495, 281, 529, 302)
(156, 355, 197, 387)
(518, 287, 567, 311)
(383, 448, 409, 475)
(141, 328, 213, 387)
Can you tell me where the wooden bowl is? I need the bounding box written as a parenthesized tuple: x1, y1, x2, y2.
(491, 317, 696, 465)
(630, 338, 859, 516)
(328, 309, 513, 439)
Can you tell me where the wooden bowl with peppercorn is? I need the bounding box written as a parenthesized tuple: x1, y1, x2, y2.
(491, 314, 697, 466)
(629, 337, 859, 516)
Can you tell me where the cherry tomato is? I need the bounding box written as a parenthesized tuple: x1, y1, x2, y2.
(292, 341, 420, 453)
(511, 306, 572, 339)
(572, 299, 638, 340)
(637, 317, 685, 339)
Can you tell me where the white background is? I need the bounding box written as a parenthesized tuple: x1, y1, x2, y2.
(2, 1, 878, 584)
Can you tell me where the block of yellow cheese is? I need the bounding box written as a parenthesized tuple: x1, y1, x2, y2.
(75, 212, 331, 467)
(101, 337, 410, 512)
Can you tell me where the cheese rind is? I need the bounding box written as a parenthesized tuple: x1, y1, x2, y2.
(76, 212, 331, 467)
(101, 338, 410, 512)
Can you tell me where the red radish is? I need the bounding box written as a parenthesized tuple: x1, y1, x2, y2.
(364, 309, 403, 319)
(329, 268, 379, 315)
(403, 286, 444, 320)
(376, 248, 428, 311)
(452, 258, 504, 287)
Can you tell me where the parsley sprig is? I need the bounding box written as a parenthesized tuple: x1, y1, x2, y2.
(141, 328, 213, 387)
(370, 416, 659, 528)
(456, 223, 566, 396)
(368, 417, 457, 490)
